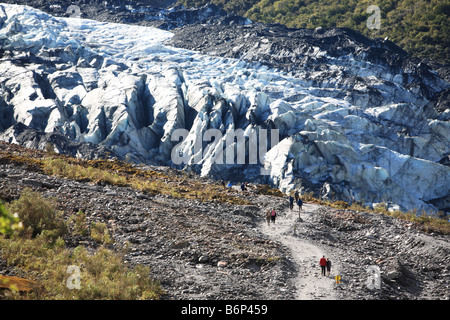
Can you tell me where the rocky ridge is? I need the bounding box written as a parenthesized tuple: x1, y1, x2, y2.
(1, 142, 449, 300)
(0, 0, 224, 29)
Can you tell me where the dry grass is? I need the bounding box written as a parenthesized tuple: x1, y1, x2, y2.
(0, 143, 252, 205)
(0, 235, 163, 300)
(299, 190, 449, 234)
(0, 188, 163, 300)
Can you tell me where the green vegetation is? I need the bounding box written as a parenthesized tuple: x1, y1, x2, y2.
(68, 210, 89, 237)
(255, 184, 285, 197)
(177, 0, 450, 64)
(90, 221, 113, 245)
(0, 235, 163, 299)
(5, 188, 67, 239)
(373, 205, 450, 234)
(180, 0, 258, 16)
(0, 188, 163, 300)
(0, 202, 21, 237)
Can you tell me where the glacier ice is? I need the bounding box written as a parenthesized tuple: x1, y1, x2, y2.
(0, 4, 449, 213)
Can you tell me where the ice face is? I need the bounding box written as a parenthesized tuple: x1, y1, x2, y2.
(0, 4, 449, 213)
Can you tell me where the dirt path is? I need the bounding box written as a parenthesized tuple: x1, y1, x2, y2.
(261, 204, 341, 300)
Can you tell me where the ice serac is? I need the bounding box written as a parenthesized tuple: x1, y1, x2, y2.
(0, 4, 449, 213)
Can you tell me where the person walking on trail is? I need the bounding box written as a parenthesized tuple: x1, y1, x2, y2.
(297, 198, 303, 218)
(289, 195, 294, 210)
(265, 210, 272, 227)
(270, 208, 277, 224)
(294, 191, 299, 202)
(326, 258, 332, 276)
(320, 256, 327, 276)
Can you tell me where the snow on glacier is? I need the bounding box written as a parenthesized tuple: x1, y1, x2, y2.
(0, 4, 449, 213)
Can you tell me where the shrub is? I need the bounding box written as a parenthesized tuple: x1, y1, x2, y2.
(332, 200, 349, 209)
(373, 203, 389, 214)
(301, 191, 316, 202)
(255, 184, 284, 197)
(68, 210, 89, 237)
(6, 188, 67, 239)
(0, 202, 22, 237)
(90, 221, 113, 245)
(0, 236, 163, 300)
(348, 201, 369, 212)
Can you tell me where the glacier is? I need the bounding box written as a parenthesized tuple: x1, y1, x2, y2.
(0, 3, 449, 213)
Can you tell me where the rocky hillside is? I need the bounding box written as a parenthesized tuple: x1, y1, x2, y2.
(0, 3, 449, 215)
(0, 0, 224, 28)
(0, 142, 293, 300)
(1, 142, 449, 300)
(178, 0, 450, 65)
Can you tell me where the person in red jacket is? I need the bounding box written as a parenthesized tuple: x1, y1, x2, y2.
(320, 256, 327, 276)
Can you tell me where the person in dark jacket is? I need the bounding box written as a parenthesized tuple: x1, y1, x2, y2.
(297, 198, 303, 219)
(289, 196, 294, 210)
(326, 258, 332, 276)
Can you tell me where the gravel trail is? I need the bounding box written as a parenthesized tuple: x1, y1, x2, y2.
(261, 204, 342, 300)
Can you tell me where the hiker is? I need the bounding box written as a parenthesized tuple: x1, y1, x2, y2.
(265, 210, 272, 226)
(271, 208, 277, 224)
(289, 195, 294, 210)
(320, 256, 327, 276)
(294, 190, 299, 202)
(297, 198, 303, 218)
(241, 182, 247, 191)
(326, 258, 332, 276)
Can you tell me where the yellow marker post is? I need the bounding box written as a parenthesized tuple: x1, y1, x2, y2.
(335, 275, 341, 284)
(334, 275, 343, 290)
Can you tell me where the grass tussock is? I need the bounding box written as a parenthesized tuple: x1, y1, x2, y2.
(255, 184, 284, 197)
